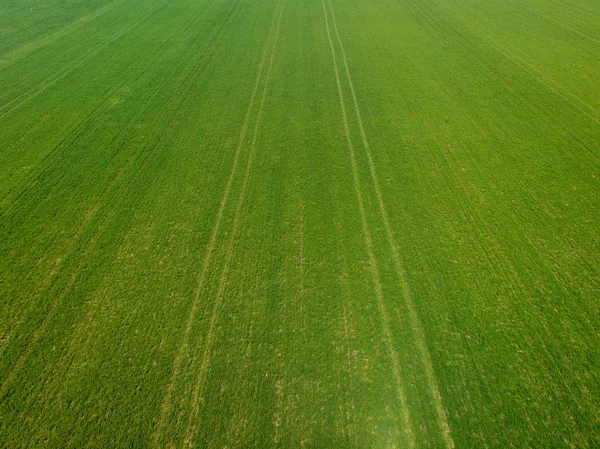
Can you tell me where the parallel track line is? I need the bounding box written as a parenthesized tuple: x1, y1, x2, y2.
(514, 1, 600, 44)
(0, 0, 166, 120)
(321, 0, 415, 446)
(151, 2, 281, 445)
(182, 2, 285, 445)
(432, 0, 600, 127)
(326, 1, 455, 446)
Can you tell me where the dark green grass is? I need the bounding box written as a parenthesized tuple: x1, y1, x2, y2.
(0, 0, 598, 447)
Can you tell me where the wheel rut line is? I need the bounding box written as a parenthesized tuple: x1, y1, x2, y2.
(0, 0, 167, 120)
(336, 221, 359, 446)
(0, 0, 227, 358)
(340, 306, 357, 444)
(0, 0, 128, 68)
(0, 92, 182, 397)
(151, 1, 282, 445)
(432, 0, 600, 127)
(513, 1, 600, 45)
(321, 0, 415, 446)
(299, 198, 304, 298)
(182, 2, 285, 445)
(326, 1, 454, 446)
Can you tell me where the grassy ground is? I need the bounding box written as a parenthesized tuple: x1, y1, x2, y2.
(0, 0, 598, 447)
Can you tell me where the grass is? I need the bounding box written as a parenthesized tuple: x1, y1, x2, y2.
(0, 0, 598, 447)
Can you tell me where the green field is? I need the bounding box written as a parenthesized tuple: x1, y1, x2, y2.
(0, 0, 599, 447)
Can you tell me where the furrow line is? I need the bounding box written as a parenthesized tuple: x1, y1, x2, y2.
(336, 220, 359, 447)
(513, 1, 600, 44)
(0, 67, 193, 396)
(321, 0, 414, 446)
(151, 1, 281, 445)
(0, 0, 128, 68)
(0, 0, 223, 355)
(299, 198, 304, 298)
(432, 0, 600, 127)
(182, 2, 285, 445)
(326, 1, 455, 446)
(0, 0, 167, 120)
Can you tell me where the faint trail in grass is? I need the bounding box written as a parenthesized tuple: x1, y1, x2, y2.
(299, 198, 304, 298)
(335, 215, 359, 446)
(151, 2, 282, 445)
(0, 0, 167, 121)
(326, 1, 455, 446)
(340, 307, 358, 444)
(513, 1, 600, 44)
(0, 0, 127, 68)
(0, 84, 186, 397)
(0, 0, 236, 412)
(182, 2, 285, 445)
(296, 177, 306, 332)
(0, 0, 221, 355)
(321, 0, 414, 446)
(432, 0, 600, 127)
(0, 0, 219, 211)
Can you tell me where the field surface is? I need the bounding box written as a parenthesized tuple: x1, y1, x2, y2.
(0, 0, 599, 447)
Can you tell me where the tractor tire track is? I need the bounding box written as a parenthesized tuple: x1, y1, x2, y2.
(321, 0, 415, 446)
(0, 0, 167, 120)
(0, 0, 221, 356)
(432, 0, 600, 127)
(326, 1, 455, 446)
(151, 1, 282, 445)
(182, 1, 285, 445)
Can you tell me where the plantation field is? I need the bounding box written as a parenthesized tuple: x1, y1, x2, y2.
(0, 0, 599, 447)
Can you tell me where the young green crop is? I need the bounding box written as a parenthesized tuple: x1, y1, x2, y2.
(0, 0, 598, 447)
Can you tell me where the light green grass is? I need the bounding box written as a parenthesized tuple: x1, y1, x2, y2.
(0, 0, 598, 447)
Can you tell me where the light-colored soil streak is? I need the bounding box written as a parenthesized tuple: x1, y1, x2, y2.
(339, 272, 359, 444)
(321, 0, 415, 447)
(151, 3, 283, 446)
(326, 0, 455, 446)
(181, 1, 286, 446)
